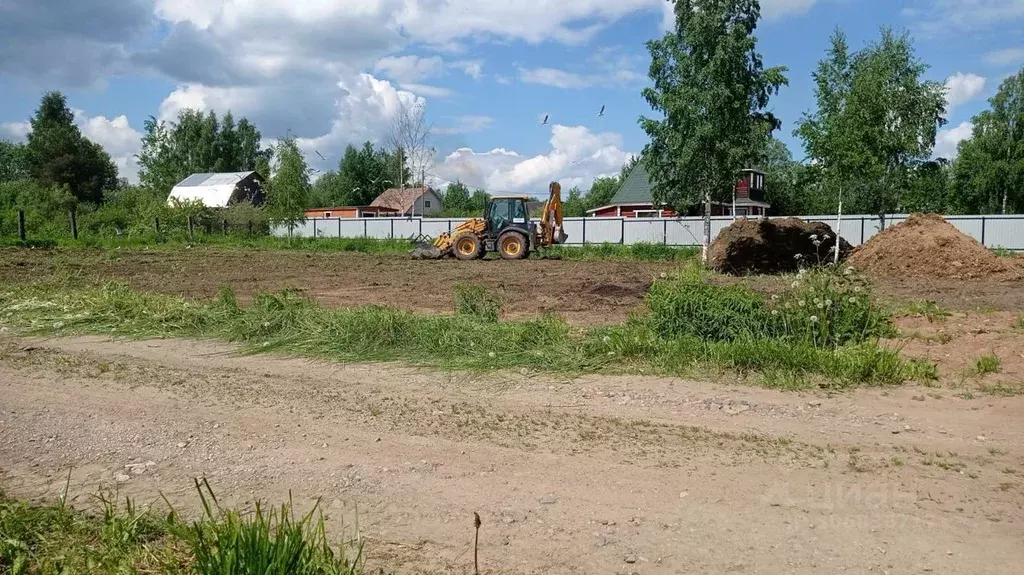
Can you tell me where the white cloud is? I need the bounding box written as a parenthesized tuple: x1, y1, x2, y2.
(0, 121, 31, 141)
(435, 116, 495, 135)
(944, 72, 987, 112)
(374, 55, 445, 84)
(397, 83, 454, 98)
(434, 124, 635, 195)
(934, 121, 974, 159)
(451, 59, 484, 80)
(907, 0, 1024, 34)
(294, 74, 424, 168)
(985, 47, 1024, 66)
(517, 47, 646, 89)
(76, 113, 144, 182)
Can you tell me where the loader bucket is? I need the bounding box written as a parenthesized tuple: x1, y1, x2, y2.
(410, 241, 447, 260)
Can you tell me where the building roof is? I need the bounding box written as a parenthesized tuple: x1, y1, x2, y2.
(370, 187, 435, 214)
(305, 205, 399, 211)
(167, 171, 259, 208)
(587, 161, 659, 214)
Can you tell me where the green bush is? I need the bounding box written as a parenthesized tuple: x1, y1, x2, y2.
(643, 266, 893, 348)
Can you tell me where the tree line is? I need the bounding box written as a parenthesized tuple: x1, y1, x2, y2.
(643, 1, 1024, 224)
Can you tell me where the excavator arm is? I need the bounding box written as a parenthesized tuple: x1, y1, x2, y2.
(538, 181, 567, 248)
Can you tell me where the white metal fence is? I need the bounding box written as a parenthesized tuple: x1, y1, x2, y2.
(274, 214, 1024, 250)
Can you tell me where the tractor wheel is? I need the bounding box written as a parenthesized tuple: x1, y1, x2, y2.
(453, 232, 484, 260)
(498, 231, 528, 260)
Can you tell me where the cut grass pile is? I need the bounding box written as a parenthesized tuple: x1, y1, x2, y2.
(0, 479, 370, 574)
(0, 265, 927, 389)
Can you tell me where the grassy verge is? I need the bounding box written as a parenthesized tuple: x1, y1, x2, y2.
(2, 235, 697, 262)
(0, 265, 929, 389)
(0, 479, 372, 574)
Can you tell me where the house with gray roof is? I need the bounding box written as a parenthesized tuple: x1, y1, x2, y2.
(586, 160, 770, 218)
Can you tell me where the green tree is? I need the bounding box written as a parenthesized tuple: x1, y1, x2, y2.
(563, 186, 588, 217)
(641, 0, 788, 263)
(0, 140, 29, 182)
(950, 68, 1024, 214)
(442, 181, 472, 214)
(137, 109, 271, 196)
(24, 91, 118, 205)
(309, 171, 346, 208)
(586, 176, 620, 212)
(469, 189, 489, 213)
(267, 136, 311, 235)
(795, 28, 946, 222)
(902, 159, 951, 213)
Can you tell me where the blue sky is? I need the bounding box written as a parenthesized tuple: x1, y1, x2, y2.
(2, 0, 1023, 196)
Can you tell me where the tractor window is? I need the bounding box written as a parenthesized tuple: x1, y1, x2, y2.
(512, 200, 526, 222)
(487, 199, 512, 230)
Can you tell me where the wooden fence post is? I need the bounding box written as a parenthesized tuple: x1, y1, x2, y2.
(187, 215, 194, 241)
(17, 210, 26, 241)
(69, 210, 78, 240)
(222, 219, 228, 235)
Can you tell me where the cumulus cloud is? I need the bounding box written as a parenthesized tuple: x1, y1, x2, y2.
(434, 124, 635, 195)
(451, 60, 485, 80)
(934, 121, 974, 159)
(944, 72, 987, 112)
(76, 113, 144, 182)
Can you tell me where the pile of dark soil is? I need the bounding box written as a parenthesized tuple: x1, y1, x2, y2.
(848, 213, 1021, 280)
(709, 217, 851, 275)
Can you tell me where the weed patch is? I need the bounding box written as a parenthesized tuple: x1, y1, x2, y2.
(974, 354, 1002, 375)
(0, 480, 371, 574)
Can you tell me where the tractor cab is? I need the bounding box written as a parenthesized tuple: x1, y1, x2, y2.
(485, 196, 532, 236)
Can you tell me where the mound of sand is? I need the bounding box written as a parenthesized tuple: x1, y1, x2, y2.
(848, 213, 1020, 280)
(709, 217, 851, 275)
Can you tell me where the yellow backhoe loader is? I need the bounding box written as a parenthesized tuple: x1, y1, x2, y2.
(412, 181, 567, 260)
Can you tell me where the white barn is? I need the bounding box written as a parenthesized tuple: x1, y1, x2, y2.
(167, 171, 264, 207)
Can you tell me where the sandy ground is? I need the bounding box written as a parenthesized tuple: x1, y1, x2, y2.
(2, 335, 1023, 574)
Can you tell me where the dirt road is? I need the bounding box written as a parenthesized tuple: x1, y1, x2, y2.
(2, 336, 1023, 574)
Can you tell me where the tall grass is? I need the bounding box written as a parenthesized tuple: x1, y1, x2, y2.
(548, 242, 698, 262)
(0, 480, 370, 574)
(0, 265, 924, 388)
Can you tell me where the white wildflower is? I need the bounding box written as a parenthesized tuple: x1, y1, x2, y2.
(813, 298, 821, 304)
(854, 286, 862, 293)
(848, 297, 857, 304)
(799, 300, 806, 307)
(825, 299, 833, 307)
(602, 335, 611, 344)
(53, 322, 64, 329)
(660, 272, 667, 279)
(791, 281, 800, 289)
(823, 234, 831, 240)
(771, 294, 779, 301)
(810, 234, 818, 241)
(771, 309, 779, 316)
(844, 266, 854, 275)
(785, 302, 792, 309)
(810, 315, 819, 323)
(809, 286, 816, 293)
(488, 351, 496, 358)
(817, 303, 824, 309)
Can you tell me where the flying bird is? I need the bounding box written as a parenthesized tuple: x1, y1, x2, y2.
(598, 105, 605, 117)
(541, 114, 548, 125)
(315, 149, 327, 161)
